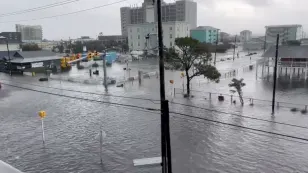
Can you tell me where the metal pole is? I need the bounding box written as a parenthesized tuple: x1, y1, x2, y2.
(233, 35, 237, 61)
(163, 100, 172, 173)
(272, 34, 279, 114)
(41, 119, 45, 144)
(156, 0, 168, 172)
(103, 53, 107, 91)
(214, 29, 219, 66)
(100, 129, 103, 164)
(6, 39, 11, 75)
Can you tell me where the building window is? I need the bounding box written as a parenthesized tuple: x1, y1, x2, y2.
(138, 42, 140, 46)
(170, 34, 172, 39)
(187, 27, 188, 31)
(138, 35, 140, 39)
(170, 42, 173, 47)
(137, 28, 140, 32)
(170, 27, 172, 31)
(152, 28, 154, 31)
(131, 43, 133, 47)
(130, 35, 132, 39)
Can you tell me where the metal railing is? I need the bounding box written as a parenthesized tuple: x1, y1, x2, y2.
(174, 88, 308, 110)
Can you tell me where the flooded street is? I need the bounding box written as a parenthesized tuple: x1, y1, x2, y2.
(1, 51, 308, 173)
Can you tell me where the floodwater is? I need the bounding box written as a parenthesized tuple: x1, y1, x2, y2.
(1, 50, 308, 173)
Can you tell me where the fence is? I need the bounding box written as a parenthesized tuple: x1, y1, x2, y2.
(174, 88, 308, 111)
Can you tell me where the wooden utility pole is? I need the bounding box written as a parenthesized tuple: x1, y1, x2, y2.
(272, 34, 279, 114)
(233, 35, 237, 61)
(156, 0, 172, 172)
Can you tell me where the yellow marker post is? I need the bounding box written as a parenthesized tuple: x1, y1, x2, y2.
(38, 111, 46, 144)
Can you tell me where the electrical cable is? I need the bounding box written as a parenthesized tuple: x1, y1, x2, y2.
(0, 0, 129, 23)
(3, 82, 308, 143)
(172, 115, 308, 145)
(170, 101, 308, 129)
(0, 78, 160, 103)
(1, 78, 308, 130)
(169, 111, 308, 142)
(0, 0, 80, 17)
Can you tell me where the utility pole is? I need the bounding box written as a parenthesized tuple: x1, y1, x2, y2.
(214, 29, 220, 66)
(272, 34, 279, 115)
(156, 0, 172, 172)
(6, 38, 11, 76)
(103, 52, 108, 91)
(232, 35, 237, 61)
(263, 34, 267, 53)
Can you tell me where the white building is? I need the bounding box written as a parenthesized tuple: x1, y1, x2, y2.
(240, 30, 252, 43)
(16, 24, 43, 43)
(265, 24, 303, 44)
(127, 21, 190, 51)
(121, 0, 197, 36)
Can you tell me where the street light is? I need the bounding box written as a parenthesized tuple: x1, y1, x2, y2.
(0, 36, 11, 75)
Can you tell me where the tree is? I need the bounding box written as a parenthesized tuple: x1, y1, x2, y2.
(165, 37, 221, 96)
(21, 43, 41, 51)
(229, 78, 246, 105)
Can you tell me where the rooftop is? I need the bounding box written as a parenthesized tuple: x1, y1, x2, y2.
(265, 24, 302, 28)
(192, 26, 219, 31)
(262, 45, 308, 58)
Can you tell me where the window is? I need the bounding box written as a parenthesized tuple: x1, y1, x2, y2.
(131, 43, 133, 47)
(170, 27, 172, 31)
(170, 34, 172, 39)
(170, 42, 173, 47)
(152, 28, 154, 31)
(138, 42, 140, 46)
(138, 35, 140, 39)
(137, 28, 140, 32)
(130, 35, 132, 39)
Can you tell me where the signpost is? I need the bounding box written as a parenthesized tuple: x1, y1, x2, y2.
(38, 111, 46, 144)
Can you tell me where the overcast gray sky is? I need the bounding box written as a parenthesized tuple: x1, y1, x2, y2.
(0, 0, 306, 40)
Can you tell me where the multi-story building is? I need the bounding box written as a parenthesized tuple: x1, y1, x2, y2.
(0, 32, 22, 51)
(120, 0, 197, 36)
(190, 26, 219, 44)
(219, 32, 230, 42)
(15, 24, 43, 43)
(240, 30, 252, 42)
(265, 24, 303, 44)
(98, 35, 127, 45)
(127, 21, 190, 51)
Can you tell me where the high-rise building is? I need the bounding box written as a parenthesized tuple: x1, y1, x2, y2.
(120, 0, 197, 36)
(240, 30, 252, 42)
(127, 21, 190, 51)
(265, 24, 303, 44)
(190, 26, 220, 44)
(16, 24, 43, 43)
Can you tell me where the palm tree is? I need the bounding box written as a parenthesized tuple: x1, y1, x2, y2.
(229, 78, 246, 105)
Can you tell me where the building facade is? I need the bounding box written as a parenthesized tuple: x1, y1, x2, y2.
(127, 21, 190, 51)
(240, 30, 252, 42)
(0, 32, 22, 51)
(265, 24, 303, 44)
(120, 0, 197, 36)
(98, 35, 127, 44)
(190, 26, 219, 44)
(16, 24, 43, 43)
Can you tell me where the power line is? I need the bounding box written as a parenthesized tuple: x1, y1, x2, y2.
(0, 79, 160, 103)
(0, 0, 128, 23)
(0, 0, 80, 17)
(3, 82, 308, 143)
(170, 101, 308, 129)
(1, 82, 160, 112)
(172, 115, 308, 145)
(2, 78, 308, 130)
(169, 111, 308, 142)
